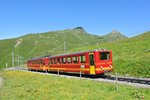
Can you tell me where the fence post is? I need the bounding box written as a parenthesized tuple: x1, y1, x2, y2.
(115, 72, 118, 91)
(46, 69, 47, 74)
(80, 71, 82, 79)
(58, 69, 59, 76)
(5, 63, 8, 68)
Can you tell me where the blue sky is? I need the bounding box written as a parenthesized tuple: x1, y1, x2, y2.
(0, 0, 150, 39)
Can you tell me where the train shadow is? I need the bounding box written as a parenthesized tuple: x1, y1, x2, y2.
(29, 69, 107, 79)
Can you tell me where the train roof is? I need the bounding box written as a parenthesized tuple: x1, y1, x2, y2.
(28, 49, 110, 60)
(49, 49, 110, 58)
(28, 55, 50, 61)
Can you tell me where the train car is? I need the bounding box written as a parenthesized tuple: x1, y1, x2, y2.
(27, 49, 113, 75)
(27, 56, 49, 71)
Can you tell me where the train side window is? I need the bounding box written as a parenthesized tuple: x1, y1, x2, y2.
(73, 56, 78, 63)
(79, 55, 86, 63)
(50, 58, 53, 64)
(67, 57, 71, 64)
(62, 57, 66, 64)
(57, 58, 61, 64)
(54, 58, 57, 64)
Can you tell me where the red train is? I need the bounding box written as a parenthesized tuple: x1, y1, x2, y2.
(27, 49, 113, 75)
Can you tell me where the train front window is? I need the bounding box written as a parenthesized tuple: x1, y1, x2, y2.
(100, 52, 110, 60)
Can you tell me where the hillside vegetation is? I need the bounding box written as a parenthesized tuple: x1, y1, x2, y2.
(0, 27, 149, 78)
(69, 31, 150, 77)
(0, 28, 97, 69)
(0, 71, 149, 100)
(0, 27, 126, 69)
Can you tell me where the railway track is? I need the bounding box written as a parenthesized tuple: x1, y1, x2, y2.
(6, 67, 150, 88)
(105, 76, 150, 85)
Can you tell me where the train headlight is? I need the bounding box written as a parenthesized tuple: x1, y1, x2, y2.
(110, 65, 113, 68)
(100, 66, 103, 69)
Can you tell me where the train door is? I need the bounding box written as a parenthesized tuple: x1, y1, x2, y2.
(43, 58, 49, 71)
(89, 53, 95, 74)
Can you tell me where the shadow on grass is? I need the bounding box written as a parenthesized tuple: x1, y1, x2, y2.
(28, 69, 107, 79)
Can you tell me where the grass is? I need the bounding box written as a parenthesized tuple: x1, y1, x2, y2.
(0, 70, 150, 100)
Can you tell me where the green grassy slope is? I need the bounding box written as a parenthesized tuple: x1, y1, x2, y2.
(1, 71, 149, 100)
(0, 38, 16, 69)
(0, 27, 127, 69)
(69, 31, 150, 77)
(1, 28, 149, 78)
(0, 28, 101, 69)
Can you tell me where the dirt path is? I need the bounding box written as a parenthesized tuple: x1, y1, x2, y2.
(0, 77, 3, 89)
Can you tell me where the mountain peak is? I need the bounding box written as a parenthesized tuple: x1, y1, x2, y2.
(102, 29, 127, 42)
(73, 27, 87, 33)
(108, 29, 127, 37)
(111, 29, 121, 34)
(73, 27, 84, 30)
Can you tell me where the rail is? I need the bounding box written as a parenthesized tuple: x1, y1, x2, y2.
(105, 76, 150, 85)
